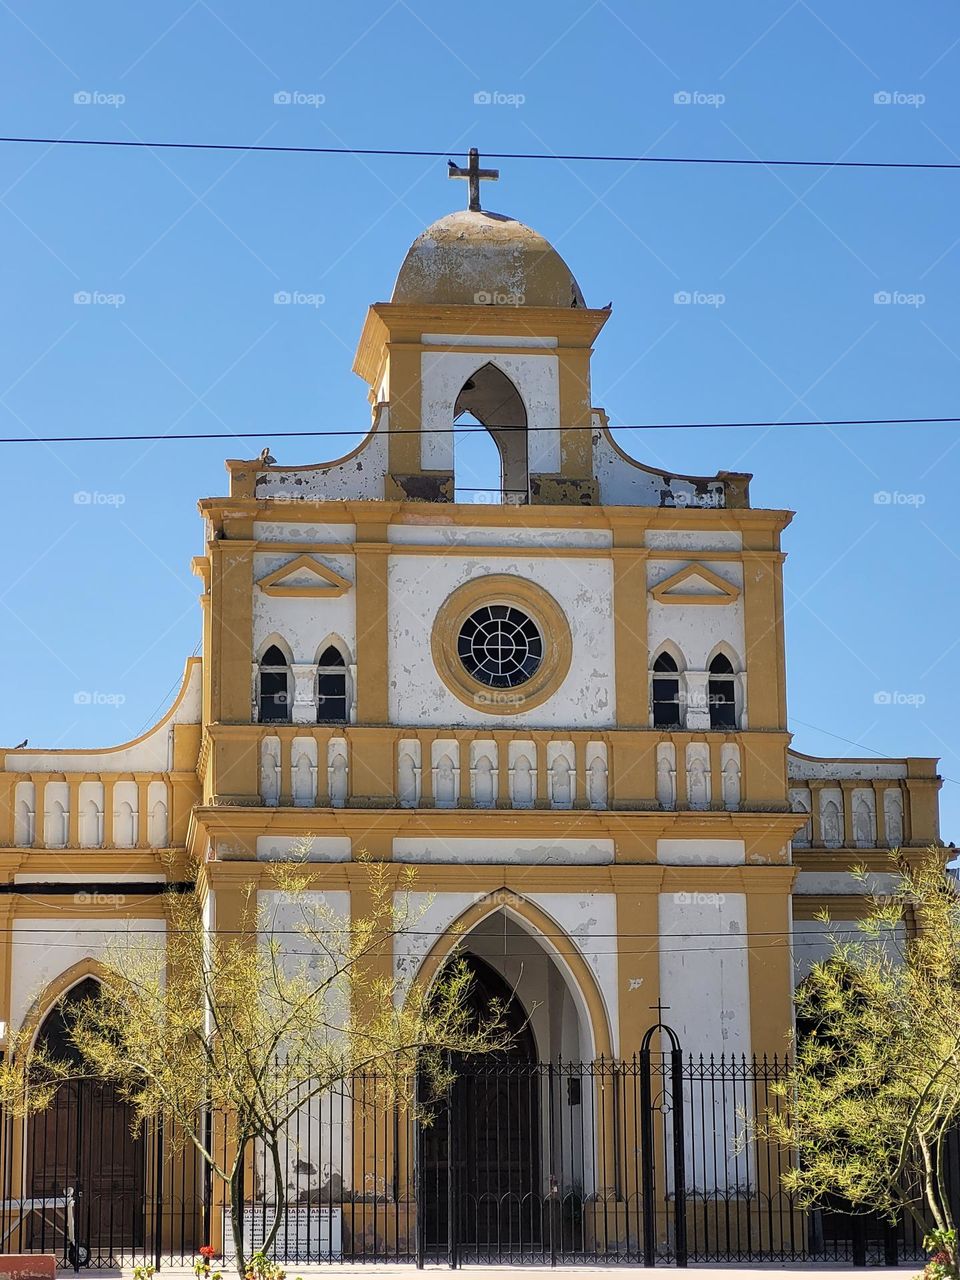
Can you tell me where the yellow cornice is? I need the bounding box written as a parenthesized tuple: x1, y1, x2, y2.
(352, 302, 611, 386)
(198, 859, 798, 898)
(199, 497, 794, 534)
(3, 849, 185, 880)
(190, 803, 804, 846)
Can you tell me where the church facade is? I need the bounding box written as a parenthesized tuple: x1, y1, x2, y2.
(0, 164, 942, 1261)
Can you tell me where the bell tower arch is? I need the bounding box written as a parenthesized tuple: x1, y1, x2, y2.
(352, 160, 610, 507)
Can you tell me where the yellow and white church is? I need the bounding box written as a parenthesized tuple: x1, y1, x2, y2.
(0, 157, 943, 1261)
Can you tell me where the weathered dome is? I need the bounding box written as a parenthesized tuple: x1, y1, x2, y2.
(391, 209, 586, 308)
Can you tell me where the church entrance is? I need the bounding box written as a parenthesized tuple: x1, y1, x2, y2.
(26, 978, 147, 1263)
(418, 955, 540, 1258)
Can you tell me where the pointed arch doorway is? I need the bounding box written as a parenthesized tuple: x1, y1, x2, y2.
(26, 978, 146, 1262)
(418, 955, 539, 1257)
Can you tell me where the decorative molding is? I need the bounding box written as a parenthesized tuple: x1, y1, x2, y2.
(256, 554, 352, 598)
(430, 574, 573, 716)
(649, 563, 741, 606)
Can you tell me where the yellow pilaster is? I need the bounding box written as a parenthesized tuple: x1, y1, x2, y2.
(744, 867, 797, 1059)
(353, 515, 390, 728)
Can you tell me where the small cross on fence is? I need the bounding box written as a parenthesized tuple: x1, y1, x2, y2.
(448, 148, 499, 212)
(650, 999, 671, 1024)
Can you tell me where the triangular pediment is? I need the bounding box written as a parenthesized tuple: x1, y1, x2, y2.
(256, 555, 352, 598)
(649, 563, 740, 606)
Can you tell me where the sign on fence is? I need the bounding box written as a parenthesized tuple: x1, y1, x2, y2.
(229, 1207, 342, 1261)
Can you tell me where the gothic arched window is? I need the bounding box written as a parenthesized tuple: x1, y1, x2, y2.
(316, 645, 347, 723)
(708, 653, 738, 729)
(258, 644, 291, 723)
(651, 651, 682, 728)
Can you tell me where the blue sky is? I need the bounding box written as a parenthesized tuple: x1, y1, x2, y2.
(0, 1, 957, 839)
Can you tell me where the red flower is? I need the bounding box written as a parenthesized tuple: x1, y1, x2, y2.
(199, 1246, 218, 1260)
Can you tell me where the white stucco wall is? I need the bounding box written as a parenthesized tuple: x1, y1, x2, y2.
(253, 424, 387, 502)
(594, 428, 728, 508)
(646, 559, 745, 671)
(391, 837, 614, 864)
(527, 891, 619, 1056)
(787, 753, 907, 781)
(659, 890, 753, 1195)
(255, 835, 352, 861)
(253, 522, 357, 544)
(387, 523, 612, 550)
(657, 839, 746, 866)
(387, 554, 615, 726)
(11, 918, 166, 1032)
(658, 891, 751, 1058)
(253, 552, 356, 664)
(419, 351, 560, 474)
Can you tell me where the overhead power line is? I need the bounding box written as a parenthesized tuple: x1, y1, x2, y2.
(2, 137, 960, 171)
(0, 415, 957, 446)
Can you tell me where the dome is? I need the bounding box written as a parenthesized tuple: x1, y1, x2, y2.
(391, 209, 586, 308)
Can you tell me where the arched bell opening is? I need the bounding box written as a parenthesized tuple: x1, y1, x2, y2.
(454, 363, 529, 504)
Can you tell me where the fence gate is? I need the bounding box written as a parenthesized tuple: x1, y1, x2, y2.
(0, 1042, 938, 1269)
(414, 1022, 688, 1266)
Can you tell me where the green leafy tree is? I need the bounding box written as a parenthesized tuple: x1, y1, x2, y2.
(766, 847, 960, 1257)
(0, 859, 508, 1275)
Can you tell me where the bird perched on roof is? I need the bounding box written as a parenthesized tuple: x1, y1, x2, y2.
(258, 447, 276, 466)
(12, 739, 27, 749)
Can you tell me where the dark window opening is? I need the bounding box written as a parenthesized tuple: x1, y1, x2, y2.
(259, 644, 290, 722)
(317, 645, 347, 723)
(652, 651, 681, 728)
(709, 653, 737, 729)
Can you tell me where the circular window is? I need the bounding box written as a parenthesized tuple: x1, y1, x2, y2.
(457, 605, 543, 688)
(431, 575, 572, 715)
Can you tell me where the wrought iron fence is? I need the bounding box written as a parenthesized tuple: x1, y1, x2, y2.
(0, 1053, 940, 1268)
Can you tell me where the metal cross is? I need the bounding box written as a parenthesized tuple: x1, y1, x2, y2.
(650, 1000, 671, 1024)
(448, 148, 499, 212)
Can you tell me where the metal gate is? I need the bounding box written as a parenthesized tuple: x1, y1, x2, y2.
(0, 1042, 940, 1268)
